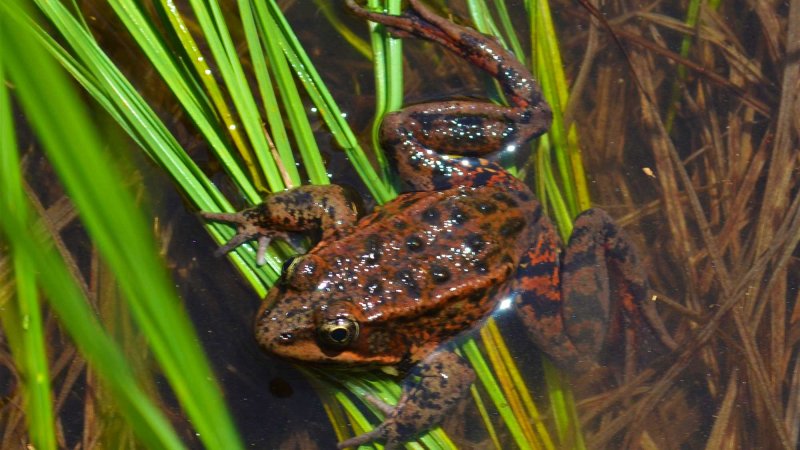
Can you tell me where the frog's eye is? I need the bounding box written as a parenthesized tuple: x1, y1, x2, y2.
(318, 317, 359, 348)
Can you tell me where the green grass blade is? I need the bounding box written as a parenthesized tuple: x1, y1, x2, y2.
(0, 51, 56, 450)
(239, 0, 298, 187)
(314, 1, 373, 59)
(3, 2, 246, 448)
(462, 341, 532, 449)
(30, 0, 280, 286)
(183, 0, 286, 192)
(263, 0, 396, 203)
(154, 0, 269, 189)
(529, 0, 590, 214)
(107, 0, 262, 202)
(0, 202, 187, 450)
(0, 5, 189, 448)
(249, 0, 327, 186)
(364, 0, 403, 186)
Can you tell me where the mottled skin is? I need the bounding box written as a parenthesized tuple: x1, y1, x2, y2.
(201, 1, 675, 448)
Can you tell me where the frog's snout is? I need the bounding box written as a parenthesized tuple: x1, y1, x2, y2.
(254, 298, 319, 359)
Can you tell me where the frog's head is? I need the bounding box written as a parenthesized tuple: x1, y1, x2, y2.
(254, 253, 405, 367)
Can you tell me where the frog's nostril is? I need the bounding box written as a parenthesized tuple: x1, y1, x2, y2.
(278, 332, 295, 343)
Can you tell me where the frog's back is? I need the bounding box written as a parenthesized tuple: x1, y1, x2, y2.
(312, 177, 538, 353)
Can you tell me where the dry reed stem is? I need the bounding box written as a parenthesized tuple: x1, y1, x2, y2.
(562, 0, 799, 445)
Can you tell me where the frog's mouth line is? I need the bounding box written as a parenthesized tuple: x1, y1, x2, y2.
(261, 336, 404, 369)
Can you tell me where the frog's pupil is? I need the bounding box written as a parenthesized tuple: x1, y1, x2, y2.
(330, 327, 349, 342)
(279, 332, 294, 342)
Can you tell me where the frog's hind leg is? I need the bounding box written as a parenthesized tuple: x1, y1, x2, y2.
(336, 350, 474, 449)
(348, 0, 552, 191)
(561, 209, 676, 373)
(513, 216, 587, 372)
(379, 103, 541, 190)
(513, 209, 675, 374)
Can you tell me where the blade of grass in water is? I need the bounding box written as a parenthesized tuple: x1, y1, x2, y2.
(248, 0, 328, 186)
(262, 0, 396, 203)
(664, 0, 721, 130)
(184, 0, 287, 193)
(0, 3, 196, 448)
(366, 0, 404, 186)
(0, 43, 56, 450)
(5, 2, 248, 448)
(33, 0, 282, 284)
(314, 0, 373, 60)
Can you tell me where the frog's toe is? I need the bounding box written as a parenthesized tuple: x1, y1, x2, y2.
(363, 393, 396, 416)
(336, 426, 387, 450)
(213, 231, 258, 258)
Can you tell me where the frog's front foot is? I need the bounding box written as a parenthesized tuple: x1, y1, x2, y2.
(200, 185, 360, 265)
(337, 351, 475, 450)
(200, 208, 290, 265)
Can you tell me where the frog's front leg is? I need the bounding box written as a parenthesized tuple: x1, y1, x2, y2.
(200, 185, 360, 264)
(337, 350, 475, 450)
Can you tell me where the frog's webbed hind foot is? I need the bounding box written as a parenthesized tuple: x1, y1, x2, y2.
(347, 0, 548, 110)
(337, 350, 475, 450)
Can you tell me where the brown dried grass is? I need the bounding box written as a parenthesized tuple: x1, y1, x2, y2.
(558, 0, 800, 447)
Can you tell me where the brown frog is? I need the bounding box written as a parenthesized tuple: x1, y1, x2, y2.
(202, 1, 675, 448)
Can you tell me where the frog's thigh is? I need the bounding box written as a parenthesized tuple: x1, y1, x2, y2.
(338, 350, 474, 449)
(513, 223, 583, 371)
(559, 209, 617, 359)
(563, 209, 675, 365)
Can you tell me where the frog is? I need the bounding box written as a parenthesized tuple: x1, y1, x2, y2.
(201, 1, 675, 448)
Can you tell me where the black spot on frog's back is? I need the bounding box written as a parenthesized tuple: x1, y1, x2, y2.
(363, 234, 383, 264)
(396, 269, 421, 298)
(429, 265, 451, 284)
(500, 217, 526, 237)
(421, 206, 441, 224)
(492, 191, 517, 207)
(450, 206, 470, 225)
(475, 200, 498, 215)
(406, 235, 426, 252)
